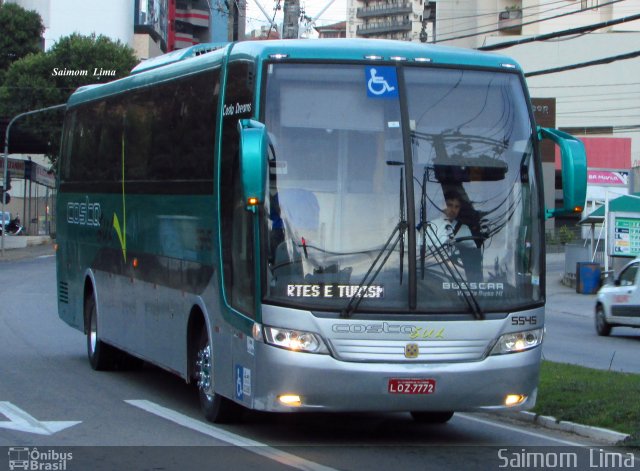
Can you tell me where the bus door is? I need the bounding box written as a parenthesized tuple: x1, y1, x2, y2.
(219, 59, 258, 406)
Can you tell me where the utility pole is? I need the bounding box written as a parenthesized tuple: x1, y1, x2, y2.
(282, 0, 299, 39)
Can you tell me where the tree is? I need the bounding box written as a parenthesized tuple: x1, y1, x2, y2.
(0, 3, 44, 74)
(0, 33, 137, 165)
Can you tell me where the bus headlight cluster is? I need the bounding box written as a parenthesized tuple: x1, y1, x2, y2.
(490, 328, 544, 355)
(264, 326, 329, 354)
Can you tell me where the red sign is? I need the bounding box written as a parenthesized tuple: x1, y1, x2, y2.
(587, 170, 628, 186)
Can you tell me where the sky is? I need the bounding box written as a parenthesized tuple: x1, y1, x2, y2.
(245, 0, 348, 36)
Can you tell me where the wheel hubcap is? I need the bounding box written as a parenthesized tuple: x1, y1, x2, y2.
(196, 344, 213, 398)
(90, 311, 97, 354)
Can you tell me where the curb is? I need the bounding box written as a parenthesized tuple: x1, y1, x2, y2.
(497, 410, 630, 445)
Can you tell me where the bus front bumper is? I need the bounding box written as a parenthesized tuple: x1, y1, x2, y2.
(250, 343, 541, 413)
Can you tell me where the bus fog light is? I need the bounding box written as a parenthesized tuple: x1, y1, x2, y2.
(264, 326, 329, 354)
(278, 394, 302, 406)
(505, 394, 527, 407)
(490, 328, 544, 355)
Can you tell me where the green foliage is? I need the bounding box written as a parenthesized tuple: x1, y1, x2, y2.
(558, 225, 574, 245)
(535, 361, 640, 447)
(0, 3, 44, 71)
(545, 226, 577, 246)
(0, 33, 137, 165)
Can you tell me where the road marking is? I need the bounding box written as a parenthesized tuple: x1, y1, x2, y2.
(0, 402, 81, 435)
(457, 413, 586, 446)
(36, 255, 55, 259)
(126, 399, 337, 471)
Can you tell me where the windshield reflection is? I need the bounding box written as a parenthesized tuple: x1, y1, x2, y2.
(262, 63, 542, 314)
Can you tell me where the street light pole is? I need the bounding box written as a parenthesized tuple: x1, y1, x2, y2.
(2, 103, 66, 257)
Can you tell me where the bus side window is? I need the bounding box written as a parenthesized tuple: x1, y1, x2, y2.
(220, 60, 257, 317)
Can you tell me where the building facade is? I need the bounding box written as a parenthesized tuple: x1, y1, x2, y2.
(315, 21, 347, 38)
(8, 0, 246, 59)
(346, 0, 436, 42)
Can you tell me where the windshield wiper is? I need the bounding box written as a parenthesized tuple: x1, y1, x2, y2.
(340, 219, 407, 318)
(341, 165, 407, 319)
(424, 226, 484, 320)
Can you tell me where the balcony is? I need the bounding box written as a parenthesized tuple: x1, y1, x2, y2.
(356, 20, 412, 36)
(356, 3, 413, 19)
(498, 9, 522, 34)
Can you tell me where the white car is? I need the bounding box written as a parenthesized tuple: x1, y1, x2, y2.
(595, 258, 640, 336)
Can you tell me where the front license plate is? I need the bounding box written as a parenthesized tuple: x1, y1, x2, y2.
(388, 378, 436, 395)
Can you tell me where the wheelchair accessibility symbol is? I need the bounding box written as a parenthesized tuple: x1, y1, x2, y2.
(366, 66, 398, 98)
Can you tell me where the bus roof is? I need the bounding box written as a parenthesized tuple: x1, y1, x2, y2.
(66, 39, 521, 108)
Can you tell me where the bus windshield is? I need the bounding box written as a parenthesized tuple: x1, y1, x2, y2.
(262, 62, 542, 314)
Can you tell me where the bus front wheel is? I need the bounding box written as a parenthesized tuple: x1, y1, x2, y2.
(195, 329, 244, 423)
(85, 294, 117, 371)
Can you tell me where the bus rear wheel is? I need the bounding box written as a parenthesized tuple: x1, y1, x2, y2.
(85, 294, 117, 370)
(410, 411, 454, 423)
(195, 329, 244, 423)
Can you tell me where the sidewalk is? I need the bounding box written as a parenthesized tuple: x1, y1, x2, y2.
(545, 252, 597, 319)
(0, 236, 54, 262)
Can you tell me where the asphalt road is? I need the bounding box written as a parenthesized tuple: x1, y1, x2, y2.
(544, 254, 640, 373)
(0, 252, 634, 470)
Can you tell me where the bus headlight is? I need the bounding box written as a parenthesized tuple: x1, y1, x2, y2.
(490, 328, 544, 355)
(264, 326, 329, 354)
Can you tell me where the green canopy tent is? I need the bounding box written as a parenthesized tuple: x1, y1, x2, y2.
(579, 192, 640, 225)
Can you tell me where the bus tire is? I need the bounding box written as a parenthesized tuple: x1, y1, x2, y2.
(410, 411, 454, 423)
(196, 329, 244, 423)
(595, 304, 611, 336)
(85, 294, 117, 371)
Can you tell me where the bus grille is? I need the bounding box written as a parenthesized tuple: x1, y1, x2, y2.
(330, 338, 491, 362)
(58, 281, 69, 304)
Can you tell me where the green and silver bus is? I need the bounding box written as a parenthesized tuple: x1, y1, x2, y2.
(56, 39, 586, 423)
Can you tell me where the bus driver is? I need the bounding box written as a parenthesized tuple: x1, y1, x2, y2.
(426, 191, 475, 257)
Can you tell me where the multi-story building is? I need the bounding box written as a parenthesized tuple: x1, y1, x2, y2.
(315, 21, 347, 38)
(7, 0, 246, 59)
(347, 0, 436, 42)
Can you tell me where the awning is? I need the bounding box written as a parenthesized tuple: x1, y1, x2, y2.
(579, 192, 640, 225)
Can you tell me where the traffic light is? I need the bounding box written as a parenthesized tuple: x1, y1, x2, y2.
(1, 171, 11, 205)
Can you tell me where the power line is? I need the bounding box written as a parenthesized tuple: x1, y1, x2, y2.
(525, 49, 640, 77)
(530, 82, 640, 88)
(479, 12, 640, 51)
(434, 0, 625, 44)
(432, 0, 570, 23)
(557, 104, 640, 112)
(436, 1, 588, 41)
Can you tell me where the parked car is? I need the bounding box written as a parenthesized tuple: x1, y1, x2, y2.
(595, 258, 640, 335)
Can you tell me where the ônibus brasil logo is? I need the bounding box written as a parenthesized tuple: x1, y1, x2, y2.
(8, 447, 73, 470)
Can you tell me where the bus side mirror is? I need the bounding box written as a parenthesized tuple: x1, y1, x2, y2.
(538, 127, 587, 220)
(238, 119, 268, 212)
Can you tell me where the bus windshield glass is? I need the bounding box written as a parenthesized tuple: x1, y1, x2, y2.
(262, 63, 542, 314)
